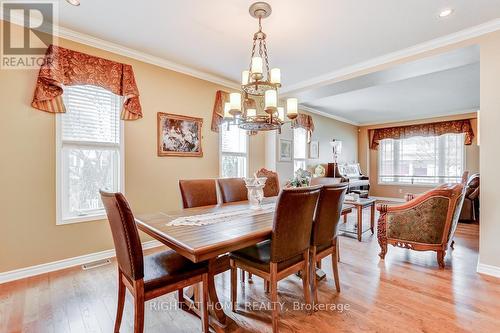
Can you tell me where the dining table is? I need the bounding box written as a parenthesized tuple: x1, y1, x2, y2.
(135, 196, 353, 330)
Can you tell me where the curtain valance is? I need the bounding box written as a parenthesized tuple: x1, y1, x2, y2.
(210, 90, 257, 133)
(31, 45, 142, 120)
(370, 119, 474, 150)
(295, 114, 315, 142)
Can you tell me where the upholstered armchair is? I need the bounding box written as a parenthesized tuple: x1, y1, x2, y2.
(377, 183, 465, 268)
(459, 173, 480, 222)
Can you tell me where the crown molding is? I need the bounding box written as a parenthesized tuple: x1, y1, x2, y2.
(282, 19, 500, 95)
(358, 108, 479, 127)
(299, 105, 360, 126)
(1, 11, 240, 90)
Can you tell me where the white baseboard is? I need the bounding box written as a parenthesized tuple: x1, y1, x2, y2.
(477, 261, 500, 278)
(0, 240, 163, 284)
(371, 196, 406, 203)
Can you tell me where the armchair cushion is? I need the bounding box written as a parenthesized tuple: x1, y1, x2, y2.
(386, 197, 449, 244)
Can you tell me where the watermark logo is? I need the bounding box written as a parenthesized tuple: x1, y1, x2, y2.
(1, 0, 57, 69)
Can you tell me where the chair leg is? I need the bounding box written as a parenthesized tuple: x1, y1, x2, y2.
(302, 250, 312, 314)
(114, 271, 126, 333)
(230, 259, 237, 312)
(317, 260, 322, 269)
(332, 249, 341, 292)
(265, 280, 270, 293)
(177, 288, 184, 309)
(336, 238, 340, 262)
(270, 263, 279, 333)
(310, 248, 318, 306)
(133, 280, 145, 333)
(437, 250, 446, 269)
(450, 240, 455, 249)
(248, 272, 253, 282)
(200, 274, 209, 333)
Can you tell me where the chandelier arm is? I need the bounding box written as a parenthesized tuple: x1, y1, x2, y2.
(263, 39, 270, 79)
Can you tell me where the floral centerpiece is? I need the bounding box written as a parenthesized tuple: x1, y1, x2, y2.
(285, 168, 312, 188)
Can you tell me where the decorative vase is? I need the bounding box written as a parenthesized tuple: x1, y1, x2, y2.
(244, 177, 267, 209)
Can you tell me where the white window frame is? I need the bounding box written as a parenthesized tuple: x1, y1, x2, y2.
(293, 127, 307, 172)
(377, 134, 465, 187)
(55, 91, 125, 225)
(219, 123, 249, 178)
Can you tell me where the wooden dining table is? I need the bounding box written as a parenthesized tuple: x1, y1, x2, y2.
(135, 197, 353, 330)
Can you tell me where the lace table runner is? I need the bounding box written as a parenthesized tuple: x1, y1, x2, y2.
(167, 203, 275, 226)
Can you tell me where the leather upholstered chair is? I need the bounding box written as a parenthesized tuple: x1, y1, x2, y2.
(310, 183, 348, 302)
(229, 186, 322, 333)
(217, 178, 248, 203)
(377, 183, 466, 268)
(459, 173, 480, 222)
(100, 191, 209, 333)
(256, 168, 280, 197)
(179, 179, 218, 208)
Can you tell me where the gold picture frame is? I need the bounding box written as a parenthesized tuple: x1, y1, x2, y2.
(157, 113, 203, 157)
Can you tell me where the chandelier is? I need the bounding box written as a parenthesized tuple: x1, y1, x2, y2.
(223, 2, 299, 134)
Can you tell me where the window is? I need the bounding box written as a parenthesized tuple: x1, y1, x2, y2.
(293, 127, 307, 172)
(220, 124, 248, 178)
(56, 85, 123, 224)
(378, 133, 465, 185)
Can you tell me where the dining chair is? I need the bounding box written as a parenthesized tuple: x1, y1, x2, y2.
(256, 168, 280, 197)
(309, 183, 348, 303)
(229, 186, 322, 333)
(179, 179, 218, 208)
(100, 191, 210, 333)
(217, 178, 248, 203)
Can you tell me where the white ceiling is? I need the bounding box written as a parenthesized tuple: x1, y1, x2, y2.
(303, 62, 479, 125)
(58, 0, 500, 87)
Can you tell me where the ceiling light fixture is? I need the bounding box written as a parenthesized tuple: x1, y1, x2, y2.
(223, 2, 300, 134)
(439, 8, 453, 18)
(66, 0, 81, 6)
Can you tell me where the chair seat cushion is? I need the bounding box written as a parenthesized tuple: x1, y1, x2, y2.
(143, 250, 207, 291)
(229, 240, 303, 272)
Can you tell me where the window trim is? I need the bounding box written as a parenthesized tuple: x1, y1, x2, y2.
(55, 104, 125, 226)
(377, 135, 466, 187)
(218, 124, 249, 178)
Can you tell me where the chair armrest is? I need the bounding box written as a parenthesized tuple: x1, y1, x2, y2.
(468, 187, 479, 200)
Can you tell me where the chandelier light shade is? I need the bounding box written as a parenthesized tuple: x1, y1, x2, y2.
(223, 2, 301, 134)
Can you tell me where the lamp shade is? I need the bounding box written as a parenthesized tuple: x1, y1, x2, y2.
(251, 57, 263, 74)
(229, 93, 241, 111)
(241, 70, 250, 85)
(265, 90, 277, 109)
(224, 102, 233, 118)
(270, 68, 281, 84)
(286, 98, 298, 116)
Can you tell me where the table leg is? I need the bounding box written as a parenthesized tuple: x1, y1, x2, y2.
(370, 203, 375, 234)
(343, 213, 348, 224)
(357, 206, 362, 241)
(207, 258, 227, 326)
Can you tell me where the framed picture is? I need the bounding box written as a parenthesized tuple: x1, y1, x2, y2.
(309, 140, 319, 159)
(279, 139, 292, 161)
(157, 113, 203, 157)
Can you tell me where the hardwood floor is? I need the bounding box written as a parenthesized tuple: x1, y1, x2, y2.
(1, 213, 499, 333)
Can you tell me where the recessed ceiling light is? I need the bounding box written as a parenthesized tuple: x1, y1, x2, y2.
(66, 0, 80, 6)
(439, 8, 453, 18)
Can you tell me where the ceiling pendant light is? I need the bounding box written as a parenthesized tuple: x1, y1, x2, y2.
(224, 2, 300, 134)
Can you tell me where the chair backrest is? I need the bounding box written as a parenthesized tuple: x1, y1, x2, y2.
(465, 173, 480, 196)
(179, 179, 218, 208)
(100, 191, 144, 281)
(256, 168, 280, 197)
(270, 186, 321, 263)
(311, 183, 348, 247)
(446, 184, 466, 245)
(217, 178, 248, 203)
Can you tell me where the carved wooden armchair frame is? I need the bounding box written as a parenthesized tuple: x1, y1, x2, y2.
(377, 183, 465, 268)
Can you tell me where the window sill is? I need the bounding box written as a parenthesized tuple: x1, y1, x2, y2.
(57, 213, 107, 225)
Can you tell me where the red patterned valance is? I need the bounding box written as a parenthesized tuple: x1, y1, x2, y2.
(295, 114, 315, 142)
(31, 45, 142, 120)
(370, 119, 474, 150)
(211, 90, 229, 132)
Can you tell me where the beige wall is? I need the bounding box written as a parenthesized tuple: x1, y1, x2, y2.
(0, 29, 267, 272)
(358, 113, 479, 198)
(267, 111, 358, 184)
